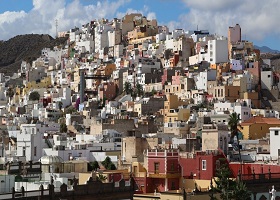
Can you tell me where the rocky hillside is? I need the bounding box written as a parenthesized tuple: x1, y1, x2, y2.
(0, 34, 68, 75)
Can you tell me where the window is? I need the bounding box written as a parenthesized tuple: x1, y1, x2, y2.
(171, 181, 175, 190)
(23, 147, 26, 157)
(34, 146, 37, 156)
(202, 160, 207, 170)
(154, 162, 159, 174)
(171, 162, 174, 171)
(275, 131, 279, 136)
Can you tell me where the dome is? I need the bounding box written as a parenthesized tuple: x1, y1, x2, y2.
(39, 155, 63, 165)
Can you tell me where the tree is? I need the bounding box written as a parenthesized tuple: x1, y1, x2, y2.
(131, 89, 137, 101)
(6, 87, 14, 101)
(58, 101, 63, 110)
(88, 161, 100, 171)
(29, 91, 40, 101)
(232, 180, 251, 200)
(213, 159, 251, 200)
(60, 123, 67, 133)
(228, 112, 242, 162)
(96, 174, 107, 182)
(124, 82, 132, 95)
(209, 179, 218, 200)
(135, 83, 144, 97)
(64, 105, 77, 114)
(101, 156, 116, 170)
(214, 161, 235, 200)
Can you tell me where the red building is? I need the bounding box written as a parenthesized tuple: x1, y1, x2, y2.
(98, 81, 117, 101)
(145, 149, 181, 192)
(132, 149, 181, 193)
(180, 150, 226, 180)
(229, 162, 280, 178)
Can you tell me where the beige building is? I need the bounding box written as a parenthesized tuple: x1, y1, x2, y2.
(201, 124, 229, 154)
(121, 137, 160, 163)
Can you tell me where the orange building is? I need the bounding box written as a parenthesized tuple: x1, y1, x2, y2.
(240, 116, 280, 139)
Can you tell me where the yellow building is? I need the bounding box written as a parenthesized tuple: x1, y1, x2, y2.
(163, 94, 189, 123)
(62, 160, 88, 173)
(23, 76, 51, 94)
(240, 116, 280, 139)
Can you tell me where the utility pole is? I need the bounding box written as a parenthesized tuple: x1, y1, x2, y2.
(55, 19, 58, 38)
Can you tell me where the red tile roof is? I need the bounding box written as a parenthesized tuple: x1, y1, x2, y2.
(240, 116, 280, 126)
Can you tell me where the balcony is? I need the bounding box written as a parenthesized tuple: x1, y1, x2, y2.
(148, 173, 181, 179)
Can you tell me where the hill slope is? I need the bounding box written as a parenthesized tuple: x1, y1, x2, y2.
(254, 45, 280, 53)
(0, 34, 68, 74)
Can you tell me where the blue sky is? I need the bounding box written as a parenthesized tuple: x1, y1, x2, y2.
(0, 0, 279, 50)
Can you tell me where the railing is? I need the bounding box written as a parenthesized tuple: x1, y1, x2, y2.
(0, 188, 50, 200)
(240, 173, 280, 183)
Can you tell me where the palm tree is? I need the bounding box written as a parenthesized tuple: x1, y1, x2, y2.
(228, 112, 241, 162)
(124, 82, 132, 95)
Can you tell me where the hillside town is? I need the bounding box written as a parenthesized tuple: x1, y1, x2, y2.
(0, 13, 279, 199)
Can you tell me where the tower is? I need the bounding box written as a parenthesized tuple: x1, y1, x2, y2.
(228, 24, 241, 59)
(80, 69, 85, 104)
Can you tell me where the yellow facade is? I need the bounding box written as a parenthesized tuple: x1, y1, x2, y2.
(240, 123, 280, 140)
(23, 76, 51, 94)
(79, 172, 96, 185)
(131, 162, 147, 178)
(62, 160, 88, 173)
(240, 117, 280, 139)
(163, 94, 189, 123)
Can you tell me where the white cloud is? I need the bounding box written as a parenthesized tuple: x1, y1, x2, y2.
(116, 4, 156, 21)
(179, 0, 280, 42)
(147, 12, 156, 20)
(0, 0, 130, 40)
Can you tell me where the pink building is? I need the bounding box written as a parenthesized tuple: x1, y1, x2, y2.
(228, 24, 241, 44)
(171, 70, 182, 85)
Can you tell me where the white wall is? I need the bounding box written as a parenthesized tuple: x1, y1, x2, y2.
(261, 71, 273, 90)
(209, 39, 228, 64)
(270, 127, 280, 157)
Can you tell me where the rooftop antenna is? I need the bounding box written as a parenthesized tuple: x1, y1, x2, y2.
(55, 19, 58, 38)
(197, 25, 198, 31)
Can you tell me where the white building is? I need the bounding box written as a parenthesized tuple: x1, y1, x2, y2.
(269, 127, 280, 158)
(261, 70, 273, 90)
(208, 39, 228, 64)
(194, 70, 216, 91)
(189, 38, 228, 65)
(94, 23, 114, 53)
(17, 123, 60, 161)
(214, 99, 252, 122)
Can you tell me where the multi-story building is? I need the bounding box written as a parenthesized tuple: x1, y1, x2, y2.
(201, 123, 229, 154)
(144, 149, 180, 192)
(240, 116, 280, 139)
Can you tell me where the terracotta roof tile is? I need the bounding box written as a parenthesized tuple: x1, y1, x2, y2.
(240, 116, 280, 126)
